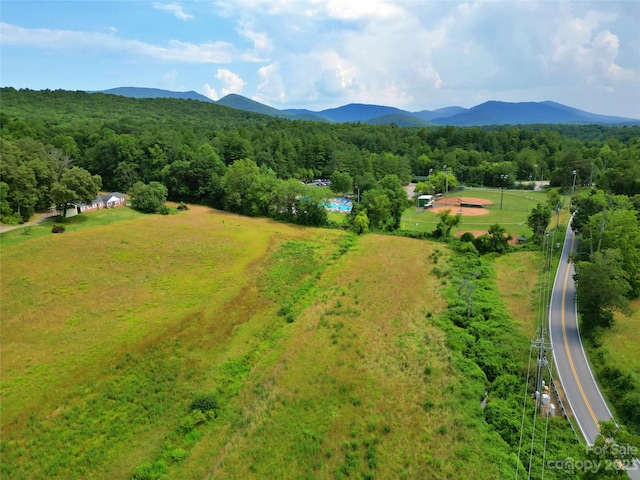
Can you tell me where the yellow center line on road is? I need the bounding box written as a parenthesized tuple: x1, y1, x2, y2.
(561, 234, 600, 432)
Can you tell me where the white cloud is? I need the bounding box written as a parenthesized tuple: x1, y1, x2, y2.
(216, 1, 638, 115)
(319, 0, 404, 21)
(238, 23, 271, 62)
(314, 51, 357, 95)
(3, 0, 638, 116)
(542, 7, 638, 86)
(0, 23, 234, 63)
(162, 39, 233, 63)
(216, 68, 246, 95)
(153, 2, 194, 21)
(203, 83, 219, 100)
(255, 63, 286, 103)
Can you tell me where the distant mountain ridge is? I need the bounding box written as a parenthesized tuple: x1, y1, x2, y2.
(100, 87, 214, 103)
(97, 87, 639, 126)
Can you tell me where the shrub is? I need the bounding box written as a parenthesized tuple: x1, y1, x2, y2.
(157, 205, 170, 215)
(170, 448, 188, 463)
(1, 212, 22, 225)
(179, 410, 207, 433)
(189, 393, 219, 414)
(278, 304, 295, 323)
(460, 232, 475, 243)
(51, 225, 65, 233)
(177, 202, 189, 211)
(132, 460, 166, 480)
(457, 241, 478, 255)
(132, 461, 153, 480)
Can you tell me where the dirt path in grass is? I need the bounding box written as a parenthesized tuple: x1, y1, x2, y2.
(0, 213, 54, 234)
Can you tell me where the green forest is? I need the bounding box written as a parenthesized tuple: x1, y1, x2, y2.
(2, 87, 639, 224)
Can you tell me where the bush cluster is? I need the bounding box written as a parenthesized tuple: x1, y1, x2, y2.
(189, 393, 219, 415)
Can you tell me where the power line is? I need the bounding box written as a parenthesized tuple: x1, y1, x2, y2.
(516, 229, 556, 479)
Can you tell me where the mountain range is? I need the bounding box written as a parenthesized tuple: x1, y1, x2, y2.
(99, 87, 639, 126)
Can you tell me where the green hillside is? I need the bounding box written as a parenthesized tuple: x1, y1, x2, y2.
(0, 206, 584, 479)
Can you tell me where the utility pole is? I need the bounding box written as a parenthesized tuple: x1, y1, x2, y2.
(443, 164, 448, 206)
(532, 329, 554, 409)
(428, 168, 433, 195)
(500, 174, 508, 210)
(570, 169, 577, 210)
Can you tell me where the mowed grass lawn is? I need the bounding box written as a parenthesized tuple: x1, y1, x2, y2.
(1, 205, 508, 479)
(401, 187, 559, 238)
(0, 206, 146, 246)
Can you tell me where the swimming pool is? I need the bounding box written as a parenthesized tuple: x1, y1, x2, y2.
(324, 197, 353, 213)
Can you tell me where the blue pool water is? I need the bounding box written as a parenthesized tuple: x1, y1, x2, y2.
(324, 197, 353, 213)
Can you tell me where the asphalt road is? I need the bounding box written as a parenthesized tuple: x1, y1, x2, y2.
(549, 219, 640, 479)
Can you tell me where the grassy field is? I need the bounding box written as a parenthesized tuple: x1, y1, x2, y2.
(494, 251, 544, 338)
(401, 187, 565, 239)
(601, 300, 640, 375)
(0, 207, 146, 246)
(327, 210, 350, 225)
(1, 205, 517, 479)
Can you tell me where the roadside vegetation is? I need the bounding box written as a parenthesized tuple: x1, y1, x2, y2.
(586, 301, 640, 436)
(570, 189, 640, 435)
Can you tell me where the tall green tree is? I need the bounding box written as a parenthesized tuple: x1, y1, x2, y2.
(358, 174, 408, 231)
(378, 174, 409, 230)
(221, 159, 277, 217)
(360, 189, 391, 230)
(546, 188, 561, 211)
(572, 189, 606, 234)
(352, 209, 369, 234)
(330, 171, 353, 197)
(0, 137, 56, 222)
(129, 181, 168, 213)
(527, 203, 552, 240)
(577, 207, 640, 297)
(428, 170, 458, 196)
(574, 249, 631, 331)
(434, 209, 462, 238)
(51, 166, 102, 219)
(473, 224, 512, 254)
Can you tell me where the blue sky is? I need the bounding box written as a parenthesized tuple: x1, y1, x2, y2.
(2, 1, 639, 118)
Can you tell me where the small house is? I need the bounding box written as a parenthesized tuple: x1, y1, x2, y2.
(77, 192, 127, 213)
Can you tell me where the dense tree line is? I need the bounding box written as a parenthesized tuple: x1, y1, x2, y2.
(571, 188, 640, 433)
(1, 88, 639, 228)
(573, 188, 640, 330)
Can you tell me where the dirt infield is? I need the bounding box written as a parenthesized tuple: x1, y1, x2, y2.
(430, 206, 490, 216)
(429, 196, 492, 216)
(433, 196, 493, 206)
